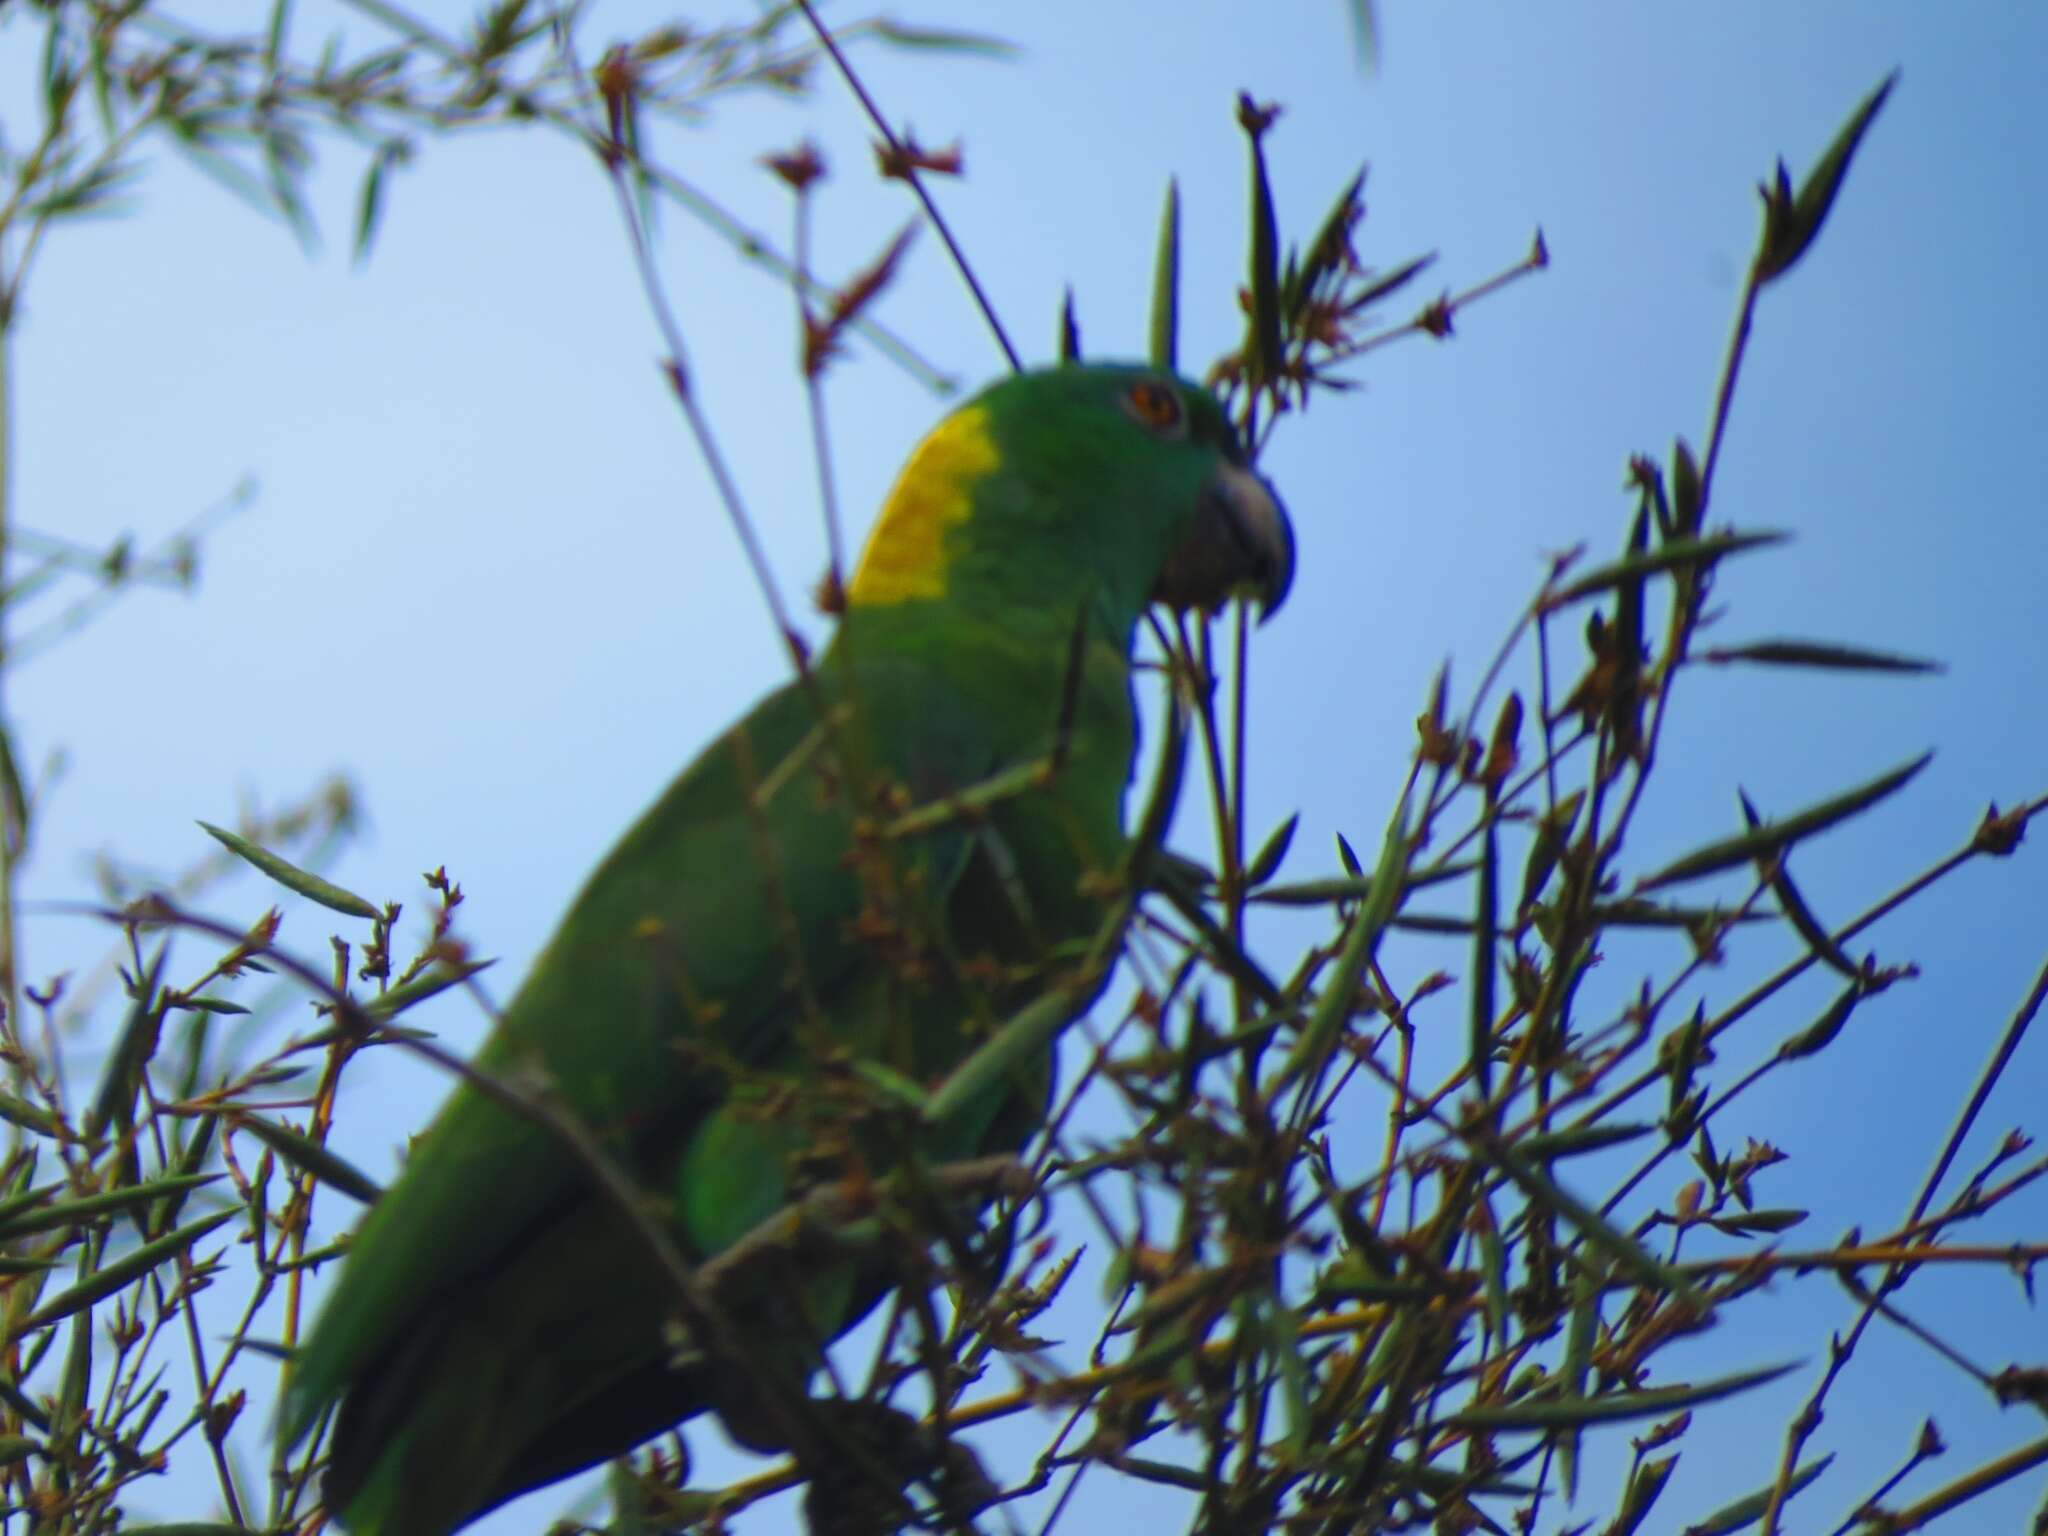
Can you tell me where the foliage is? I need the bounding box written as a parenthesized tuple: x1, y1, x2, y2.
(0, 6, 2037, 1536)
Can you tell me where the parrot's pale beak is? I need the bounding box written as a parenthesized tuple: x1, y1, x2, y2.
(1155, 460, 1295, 622)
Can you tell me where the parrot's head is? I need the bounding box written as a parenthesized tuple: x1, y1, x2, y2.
(847, 364, 1293, 640)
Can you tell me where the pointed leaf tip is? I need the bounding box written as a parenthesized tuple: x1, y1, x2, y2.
(1757, 71, 1897, 283)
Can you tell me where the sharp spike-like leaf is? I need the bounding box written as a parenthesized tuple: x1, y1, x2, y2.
(1639, 753, 1932, 892)
(199, 820, 381, 919)
(1149, 177, 1180, 372)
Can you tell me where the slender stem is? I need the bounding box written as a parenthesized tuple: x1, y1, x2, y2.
(794, 0, 1021, 373)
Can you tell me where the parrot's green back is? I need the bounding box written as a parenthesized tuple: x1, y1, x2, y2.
(281, 365, 1292, 1535)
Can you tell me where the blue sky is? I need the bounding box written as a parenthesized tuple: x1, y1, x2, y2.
(8, 2, 2047, 1530)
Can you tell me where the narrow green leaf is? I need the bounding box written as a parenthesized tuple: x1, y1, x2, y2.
(1254, 859, 1473, 908)
(1545, 531, 1787, 609)
(1757, 72, 1896, 284)
(1112, 1455, 1209, 1492)
(1451, 1360, 1795, 1431)
(1266, 1295, 1312, 1460)
(1238, 94, 1283, 388)
(87, 947, 168, 1141)
(233, 1115, 382, 1205)
(265, 0, 294, 67)
(1611, 1453, 1678, 1536)
(1271, 781, 1414, 1095)
(1518, 1122, 1654, 1162)
(0, 1180, 60, 1233)
(1588, 899, 1770, 930)
(1557, 1275, 1600, 1498)
(1669, 438, 1703, 538)
(15, 1208, 237, 1336)
(167, 994, 250, 1016)
(1057, 286, 1080, 364)
(1488, 1139, 1702, 1309)
(1638, 753, 1932, 892)
(0, 1174, 221, 1241)
(0, 1434, 37, 1467)
(1149, 178, 1180, 372)
(1703, 638, 1942, 675)
(1474, 1195, 1508, 1337)
(198, 820, 380, 919)
(0, 726, 27, 860)
(1471, 804, 1499, 1097)
(1246, 812, 1299, 888)
(0, 1091, 65, 1140)
(1707, 1207, 1807, 1237)
(155, 1115, 217, 1233)
(1284, 166, 1365, 324)
(1518, 790, 1584, 914)
(1349, 251, 1435, 313)
(924, 904, 1127, 1130)
(847, 1060, 930, 1117)
(353, 142, 393, 266)
(1740, 788, 1858, 978)
(1687, 1453, 1832, 1535)
(1774, 980, 1866, 1063)
(864, 19, 1018, 57)
(1341, 0, 1380, 70)
(365, 959, 496, 1019)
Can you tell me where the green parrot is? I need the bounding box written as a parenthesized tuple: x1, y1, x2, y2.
(280, 362, 1293, 1535)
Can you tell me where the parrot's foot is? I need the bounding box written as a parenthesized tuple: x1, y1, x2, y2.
(798, 1400, 996, 1536)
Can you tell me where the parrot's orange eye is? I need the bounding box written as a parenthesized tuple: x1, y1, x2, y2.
(1123, 379, 1184, 435)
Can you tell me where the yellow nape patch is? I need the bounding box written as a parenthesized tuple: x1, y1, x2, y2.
(847, 404, 998, 605)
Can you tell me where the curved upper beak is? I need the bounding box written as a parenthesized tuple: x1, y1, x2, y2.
(1154, 460, 1295, 622)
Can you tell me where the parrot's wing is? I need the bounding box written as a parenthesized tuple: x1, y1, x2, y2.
(283, 658, 992, 1450)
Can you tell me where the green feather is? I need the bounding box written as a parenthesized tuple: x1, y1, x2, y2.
(282, 364, 1292, 1535)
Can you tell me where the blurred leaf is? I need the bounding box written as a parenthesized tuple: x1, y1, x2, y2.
(168, 994, 251, 1016)
(1702, 638, 1942, 675)
(1488, 1139, 1701, 1309)
(1756, 73, 1896, 284)
(1283, 166, 1364, 324)
(1246, 812, 1298, 888)
(1341, 0, 1380, 70)
(365, 959, 496, 1019)
(1544, 531, 1787, 609)
(1149, 177, 1180, 373)
(15, 1208, 237, 1335)
(1272, 780, 1414, 1094)
(1470, 802, 1499, 1096)
(1518, 1122, 1654, 1162)
(199, 820, 381, 919)
(865, 19, 1018, 57)
(1638, 753, 1932, 892)
(0, 1174, 221, 1242)
(1348, 251, 1435, 313)
(1708, 1208, 1807, 1237)
(0, 1091, 64, 1141)
(233, 1115, 382, 1205)
(1610, 1454, 1678, 1536)
(1237, 94, 1283, 389)
(1740, 788, 1858, 978)
(87, 946, 168, 1141)
(1670, 437, 1704, 538)
(1451, 1360, 1795, 1430)
(1773, 979, 1869, 1062)
(353, 139, 412, 265)
(1687, 1454, 1832, 1534)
